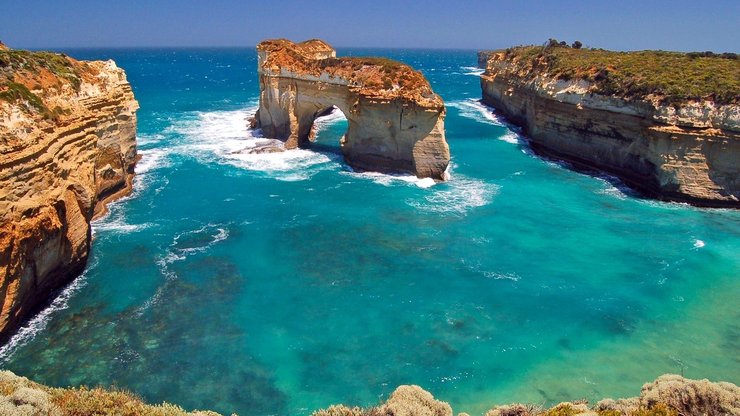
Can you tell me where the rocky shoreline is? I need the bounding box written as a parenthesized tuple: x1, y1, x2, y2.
(253, 39, 450, 180)
(479, 47, 739, 207)
(1, 371, 737, 415)
(0, 44, 139, 341)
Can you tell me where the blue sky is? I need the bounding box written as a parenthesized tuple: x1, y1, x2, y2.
(2, 0, 738, 51)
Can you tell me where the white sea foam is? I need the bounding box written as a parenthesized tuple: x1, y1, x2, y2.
(92, 218, 153, 234)
(693, 239, 705, 249)
(136, 148, 170, 174)
(405, 171, 499, 215)
(164, 108, 339, 181)
(137, 224, 230, 315)
(341, 170, 439, 188)
(446, 99, 526, 145)
(136, 133, 166, 146)
(460, 66, 485, 76)
(461, 259, 521, 282)
(0, 260, 96, 363)
(313, 107, 347, 133)
(447, 99, 505, 127)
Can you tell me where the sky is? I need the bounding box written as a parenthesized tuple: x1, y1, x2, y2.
(1, 0, 739, 52)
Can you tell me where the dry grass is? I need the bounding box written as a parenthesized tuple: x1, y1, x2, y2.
(257, 39, 438, 105)
(486, 45, 740, 105)
(0, 371, 223, 416)
(0, 47, 86, 119)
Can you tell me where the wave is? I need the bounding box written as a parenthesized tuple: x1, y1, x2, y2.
(136, 148, 171, 174)
(313, 107, 347, 133)
(447, 99, 505, 127)
(340, 170, 438, 189)
(137, 224, 230, 315)
(459, 66, 485, 76)
(136, 133, 166, 147)
(92, 218, 153, 235)
(405, 169, 499, 215)
(460, 258, 521, 282)
(0, 259, 96, 363)
(164, 108, 339, 181)
(446, 99, 526, 144)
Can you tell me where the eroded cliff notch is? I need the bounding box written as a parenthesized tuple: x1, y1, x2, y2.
(253, 39, 450, 180)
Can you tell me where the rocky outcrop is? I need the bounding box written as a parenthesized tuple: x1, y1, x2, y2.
(254, 39, 450, 180)
(480, 49, 739, 207)
(0, 370, 218, 415)
(0, 46, 138, 341)
(314, 375, 739, 416)
(0, 371, 737, 415)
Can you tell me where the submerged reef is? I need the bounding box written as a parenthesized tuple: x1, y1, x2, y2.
(0, 44, 138, 341)
(479, 44, 739, 207)
(253, 39, 450, 180)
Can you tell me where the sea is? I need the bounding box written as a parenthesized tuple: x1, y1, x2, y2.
(1, 47, 738, 415)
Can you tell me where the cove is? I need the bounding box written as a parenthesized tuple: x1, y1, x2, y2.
(1, 47, 738, 416)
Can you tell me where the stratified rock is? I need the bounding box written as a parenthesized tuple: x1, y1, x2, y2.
(0, 46, 138, 340)
(254, 39, 450, 180)
(480, 47, 739, 207)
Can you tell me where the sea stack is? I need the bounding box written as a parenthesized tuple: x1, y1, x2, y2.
(253, 39, 450, 180)
(479, 45, 739, 207)
(0, 46, 139, 340)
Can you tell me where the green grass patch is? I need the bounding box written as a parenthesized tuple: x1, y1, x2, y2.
(492, 45, 740, 104)
(0, 81, 48, 113)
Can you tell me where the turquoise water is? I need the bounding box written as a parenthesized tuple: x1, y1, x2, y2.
(1, 48, 739, 415)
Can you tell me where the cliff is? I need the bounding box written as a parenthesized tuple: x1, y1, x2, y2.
(0, 46, 138, 340)
(1, 371, 737, 416)
(254, 39, 450, 180)
(480, 45, 739, 207)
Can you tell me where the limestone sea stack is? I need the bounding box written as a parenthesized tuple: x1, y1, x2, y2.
(253, 39, 450, 180)
(480, 45, 739, 207)
(0, 45, 138, 340)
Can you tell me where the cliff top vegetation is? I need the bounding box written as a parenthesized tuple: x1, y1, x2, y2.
(0, 47, 87, 119)
(483, 41, 740, 105)
(257, 39, 441, 106)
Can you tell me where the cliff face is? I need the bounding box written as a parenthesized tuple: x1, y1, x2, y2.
(0, 46, 138, 340)
(480, 50, 739, 207)
(254, 39, 450, 180)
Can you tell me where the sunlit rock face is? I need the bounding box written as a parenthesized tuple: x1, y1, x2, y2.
(254, 39, 450, 180)
(0, 47, 139, 340)
(480, 50, 739, 207)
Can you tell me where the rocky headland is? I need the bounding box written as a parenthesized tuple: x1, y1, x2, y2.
(253, 39, 450, 180)
(0, 43, 138, 341)
(479, 44, 739, 207)
(1, 371, 738, 416)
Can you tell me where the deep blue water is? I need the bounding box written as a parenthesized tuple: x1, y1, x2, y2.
(1, 48, 738, 415)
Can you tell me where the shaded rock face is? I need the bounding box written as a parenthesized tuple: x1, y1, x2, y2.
(254, 39, 450, 180)
(0, 49, 138, 340)
(480, 51, 739, 207)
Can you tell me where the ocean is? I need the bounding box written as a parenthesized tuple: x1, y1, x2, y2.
(1, 47, 738, 415)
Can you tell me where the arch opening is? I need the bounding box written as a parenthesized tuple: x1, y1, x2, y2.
(301, 106, 348, 157)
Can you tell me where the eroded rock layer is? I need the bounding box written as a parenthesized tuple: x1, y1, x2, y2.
(0, 46, 138, 340)
(254, 39, 450, 180)
(480, 50, 739, 207)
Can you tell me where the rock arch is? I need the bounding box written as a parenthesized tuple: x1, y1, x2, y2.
(253, 39, 450, 180)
